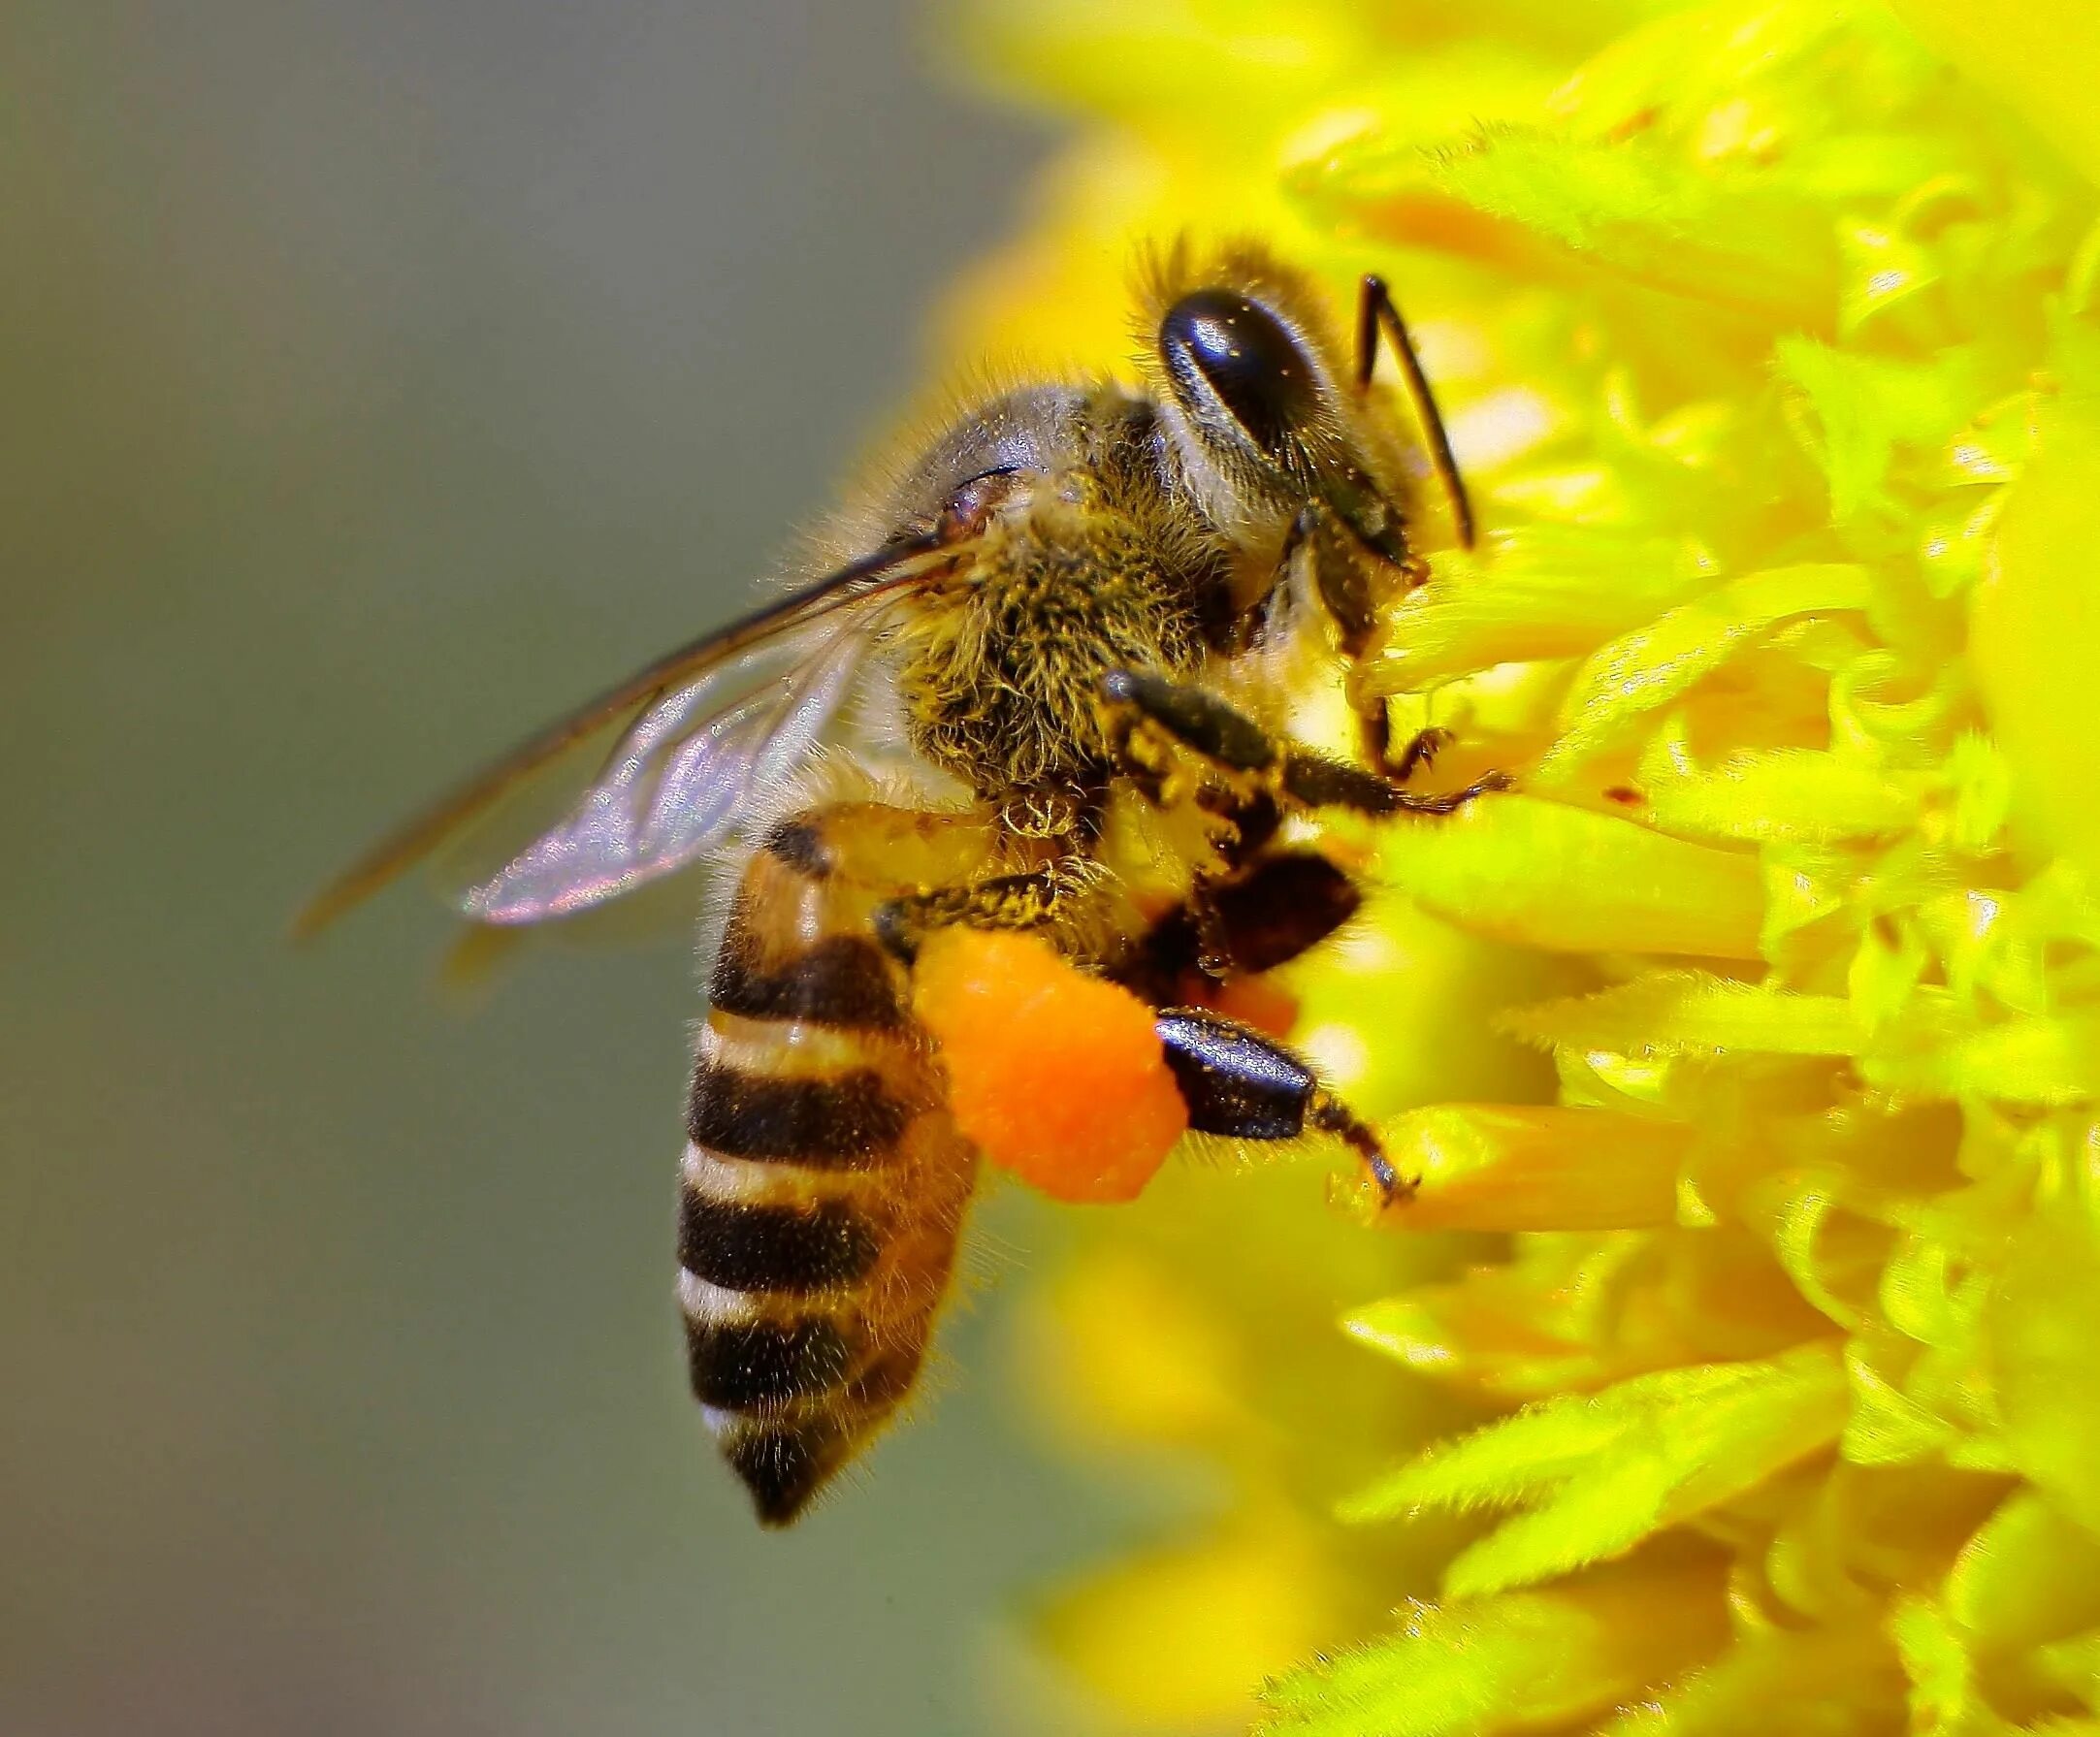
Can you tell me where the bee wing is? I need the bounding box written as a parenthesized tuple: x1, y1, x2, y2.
(463, 612, 871, 922)
(296, 535, 946, 937)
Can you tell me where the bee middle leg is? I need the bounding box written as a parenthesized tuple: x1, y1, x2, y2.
(1153, 1007, 1410, 1203)
(1101, 668, 1508, 819)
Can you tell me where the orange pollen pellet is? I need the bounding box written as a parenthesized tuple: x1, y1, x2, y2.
(912, 929, 1188, 1204)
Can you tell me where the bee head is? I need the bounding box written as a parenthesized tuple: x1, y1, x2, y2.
(1140, 243, 1415, 575)
(1157, 286, 1326, 478)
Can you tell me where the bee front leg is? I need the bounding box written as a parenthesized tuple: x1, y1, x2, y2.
(1153, 1008, 1409, 1203)
(1273, 502, 1386, 661)
(871, 859, 1091, 964)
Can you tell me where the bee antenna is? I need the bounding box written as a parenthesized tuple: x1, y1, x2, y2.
(1355, 274, 1474, 550)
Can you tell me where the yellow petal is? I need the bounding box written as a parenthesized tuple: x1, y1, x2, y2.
(1362, 529, 1719, 692)
(1037, 1515, 1351, 1736)
(1502, 972, 1863, 1056)
(1639, 748, 1919, 846)
(1261, 1556, 1731, 1737)
(1375, 797, 1764, 959)
(1542, 564, 1872, 775)
(1890, 0, 2100, 189)
(1986, 1202, 2100, 1536)
(1971, 398, 2100, 885)
(1379, 1105, 1688, 1232)
(1599, 1622, 1904, 1737)
(1945, 1489, 2100, 1657)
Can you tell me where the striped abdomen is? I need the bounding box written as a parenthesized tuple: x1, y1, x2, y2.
(682, 802, 992, 1525)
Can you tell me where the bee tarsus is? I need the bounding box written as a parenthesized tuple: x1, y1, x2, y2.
(1389, 724, 1453, 785)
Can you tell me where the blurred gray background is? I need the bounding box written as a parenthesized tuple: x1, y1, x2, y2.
(1, 5, 1109, 1732)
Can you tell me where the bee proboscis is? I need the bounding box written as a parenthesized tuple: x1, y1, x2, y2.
(303, 242, 1503, 1525)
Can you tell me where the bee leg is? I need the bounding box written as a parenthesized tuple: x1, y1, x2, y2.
(1275, 502, 1381, 660)
(1101, 669, 1508, 817)
(1358, 697, 1467, 790)
(1103, 668, 1273, 774)
(1200, 849, 1362, 976)
(1354, 273, 1474, 551)
(1288, 510, 1429, 779)
(871, 859, 1088, 963)
(1153, 1008, 1410, 1202)
(1280, 750, 1510, 817)
(1388, 724, 1452, 786)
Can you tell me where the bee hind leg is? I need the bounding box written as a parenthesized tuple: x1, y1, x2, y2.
(1153, 1007, 1409, 1203)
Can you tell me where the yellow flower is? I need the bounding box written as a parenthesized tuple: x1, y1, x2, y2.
(938, 1, 2100, 1732)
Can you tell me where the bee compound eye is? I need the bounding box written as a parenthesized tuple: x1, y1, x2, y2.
(935, 466, 1025, 540)
(1159, 289, 1320, 456)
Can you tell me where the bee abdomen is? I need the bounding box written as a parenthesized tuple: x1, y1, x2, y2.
(677, 1194, 882, 1294)
(679, 1110, 963, 1526)
(683, 1303, 855, 1410)
(716, 1417, 855, 1528)
(685, 1060, 911, 1169)
(682, 802, 988, 1526)
(707, 928, 906, 1028)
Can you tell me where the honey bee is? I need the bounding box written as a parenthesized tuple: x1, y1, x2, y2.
(301, 242, 1504, 1526)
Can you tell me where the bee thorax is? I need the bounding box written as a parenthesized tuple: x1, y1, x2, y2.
(895, 496, 1207, 808)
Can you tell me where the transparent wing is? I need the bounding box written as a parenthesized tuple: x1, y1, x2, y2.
(464, 610, 872, 921)
(296, 534, 946, 937)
